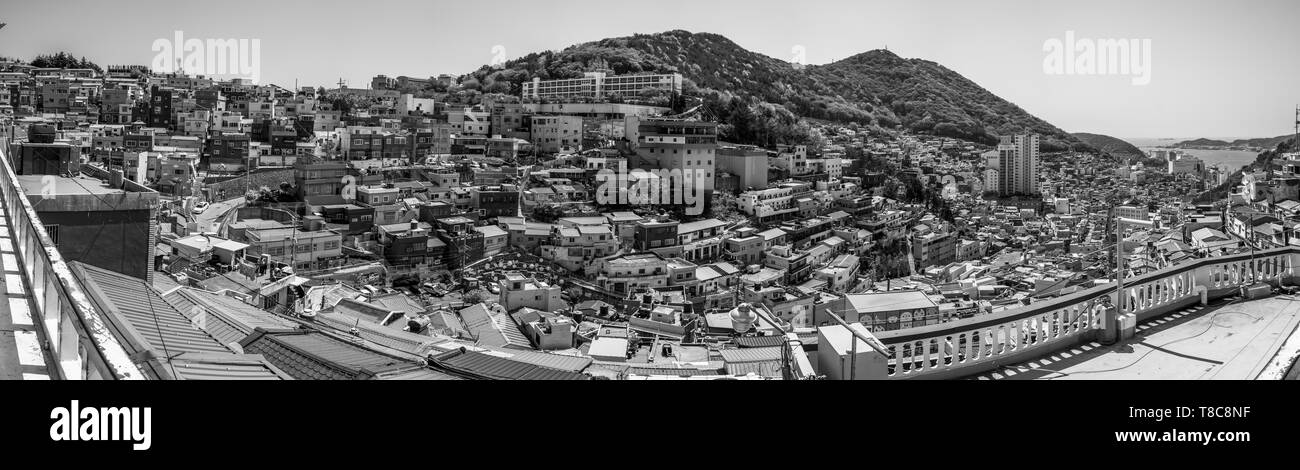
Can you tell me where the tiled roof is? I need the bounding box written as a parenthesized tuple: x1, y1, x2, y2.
(429, 348, 589, 380)
(239, 328, 418, 380)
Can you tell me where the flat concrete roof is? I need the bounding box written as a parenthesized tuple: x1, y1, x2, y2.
(846, 290, 937, 314)
(976, 296, 1300, 380)
(18, 175, 123, 196)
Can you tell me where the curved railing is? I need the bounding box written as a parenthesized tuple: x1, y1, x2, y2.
(0, 140, 144, 379)
(872, 247, 1298, 380)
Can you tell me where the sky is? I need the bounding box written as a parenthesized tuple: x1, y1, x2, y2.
(2, 0, 1298, 139)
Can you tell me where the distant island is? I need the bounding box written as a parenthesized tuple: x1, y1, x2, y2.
(1072, 132, 1144, 158)
(1173, 135, 1296, 151)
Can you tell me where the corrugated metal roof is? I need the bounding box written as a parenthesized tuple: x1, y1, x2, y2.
(273, 330, 407, 369)
(626, 367, 721, 377)
(430, 349, 588, 380)
(75, 263, 232, 357)
(845, 291, 937, 313)
(718, 346, 783, 363)
(240, 329, 416, 380)
(160, 287, 200, 314)
(489, 309, 531, 348)
(167, 353, 293, 380)
(482, 347, 593, 373)
(369, 364, 462, 380)
(314, 310, 450, 356)
(735, 336, 786, 348)
(171, 288, 299, 346)
(723, 361, 782, 377)
(459, 303, 528, 349)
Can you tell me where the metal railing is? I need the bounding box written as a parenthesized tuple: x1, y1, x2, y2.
(0, 140, 144, 379)
(869, 247, 1298, 380)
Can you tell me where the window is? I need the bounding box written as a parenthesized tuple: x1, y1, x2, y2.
(46, 224, 59, 245)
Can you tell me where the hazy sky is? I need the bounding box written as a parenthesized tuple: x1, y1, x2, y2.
(3, 0, 1298, 139)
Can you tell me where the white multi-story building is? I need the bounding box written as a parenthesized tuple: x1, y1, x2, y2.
(996, 134, 1040, 196)
(522, 72, 683, 100)
(1116, 205, 1150, 221)
(1168, 155, 1205, 175)
(625, 117, 718, 209)
(738, 182, 813, 219)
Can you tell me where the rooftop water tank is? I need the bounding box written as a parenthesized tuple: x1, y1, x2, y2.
(731, 303, 757, 334)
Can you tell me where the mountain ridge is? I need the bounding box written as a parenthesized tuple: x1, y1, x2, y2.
(463, 30, 1086, 151)
(1072, 133, 1145, 157)
(1173, 135, 1296, 149)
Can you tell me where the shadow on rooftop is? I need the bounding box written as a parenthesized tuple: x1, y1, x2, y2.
(975, 297, 1240, 380)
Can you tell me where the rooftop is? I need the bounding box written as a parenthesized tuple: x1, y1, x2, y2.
(18, 174, 128, 196)
(171, 234, 249, 253)
(238, 328, 419, 380)
(845, 290, 938, 314)
(974, 296, 1300, 380)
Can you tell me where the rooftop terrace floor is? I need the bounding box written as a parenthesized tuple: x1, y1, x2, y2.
(0, 210, 54, 380)
(974, 295, 1300, 380)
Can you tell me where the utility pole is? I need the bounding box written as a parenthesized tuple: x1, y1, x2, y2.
(1115, 210, 1154, 312)
(1249, 212, 1257, 283)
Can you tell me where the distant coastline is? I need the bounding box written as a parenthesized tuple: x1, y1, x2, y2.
(1125, 134, 1296, 152)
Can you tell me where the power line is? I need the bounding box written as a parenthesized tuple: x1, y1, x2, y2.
(142, 275, 181, 379)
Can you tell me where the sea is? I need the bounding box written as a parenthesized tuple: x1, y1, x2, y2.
(1122, 137, 1261, 172)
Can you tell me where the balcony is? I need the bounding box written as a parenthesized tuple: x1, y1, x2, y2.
(0, 140, 142, 380)
(839, 247, 1300, 380)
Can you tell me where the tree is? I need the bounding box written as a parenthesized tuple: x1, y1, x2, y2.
(463, 291, 486, 305)
(30, 52, 102, 73)
(531, 204, 567, 223)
